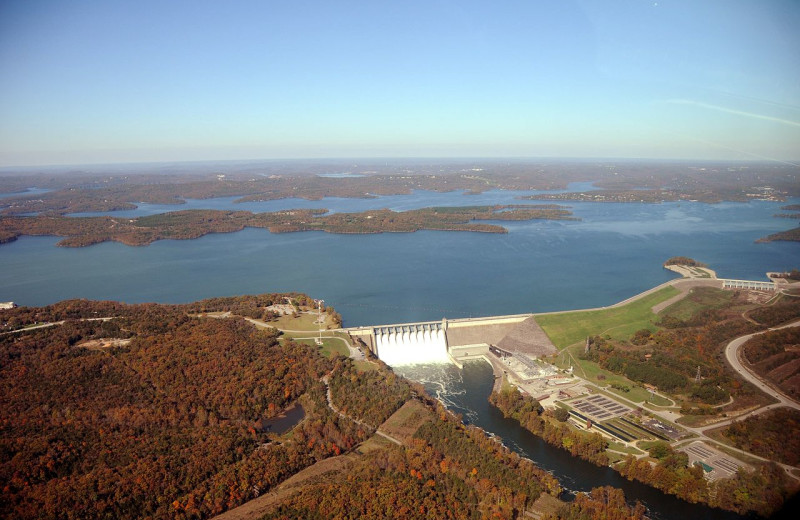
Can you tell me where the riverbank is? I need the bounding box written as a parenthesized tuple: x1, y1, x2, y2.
(489, 384, 793, 518)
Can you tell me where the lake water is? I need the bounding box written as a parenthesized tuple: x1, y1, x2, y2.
(1, 189, 797, 517)
(1, 191, 797, 327)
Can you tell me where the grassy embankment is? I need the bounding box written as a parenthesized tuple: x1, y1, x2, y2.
(658, 287, 735, 322)
(536, 286, 680, 407)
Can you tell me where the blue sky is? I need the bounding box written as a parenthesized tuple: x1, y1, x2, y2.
(1, 0, 798, 166)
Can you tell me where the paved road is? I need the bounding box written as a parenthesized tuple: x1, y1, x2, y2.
(0, 316, 118, 336)
(723, 320, 800, 413)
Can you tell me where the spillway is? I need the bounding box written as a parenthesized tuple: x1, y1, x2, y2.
(374, 322, 450, 366)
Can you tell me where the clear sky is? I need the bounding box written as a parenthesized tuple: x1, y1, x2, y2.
(1, 0, 798, 166)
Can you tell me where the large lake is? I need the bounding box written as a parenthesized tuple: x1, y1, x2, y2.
(1, 189, 797, 326)
(2, 187, 797, 518)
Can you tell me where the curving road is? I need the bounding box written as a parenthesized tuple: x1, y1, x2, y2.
(724, 320, 800, 413)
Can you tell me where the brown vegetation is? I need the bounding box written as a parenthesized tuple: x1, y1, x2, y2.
(0, 205, 576, 247)
(722, 408, 800, 466)
(757, 226, 800, 243)
(742, 326, 800, 397)
(262, 406, 561, 520)
(0, 295, 567, 520)
(0, 298, 364, 519)
(2, 161, 798, 217)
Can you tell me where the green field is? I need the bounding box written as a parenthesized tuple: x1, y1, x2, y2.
(536, 286, 680, 349)
(296, 337, 350, 358)
(602, 381, 673, 407)
(269, 311, 336, 331)
(607, 440, 645, 455)
(658, 286, 733, 322)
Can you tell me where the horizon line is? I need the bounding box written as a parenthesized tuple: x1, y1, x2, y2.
(2, 154, 798, 172)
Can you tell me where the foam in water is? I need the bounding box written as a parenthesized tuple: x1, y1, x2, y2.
(374, 322, 451, 366)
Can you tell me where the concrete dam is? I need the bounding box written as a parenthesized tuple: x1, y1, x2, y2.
(346, 314, 557, 367)
(373, 322, 449, 365)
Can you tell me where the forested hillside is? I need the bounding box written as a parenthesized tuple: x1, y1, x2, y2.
(0, 295, 570, 520)
(0, 299, 357, 519)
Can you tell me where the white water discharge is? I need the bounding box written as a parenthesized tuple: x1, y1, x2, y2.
(374, 322, 451, 366)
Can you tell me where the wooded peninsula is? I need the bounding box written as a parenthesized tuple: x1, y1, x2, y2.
(0, 205, 577, 247)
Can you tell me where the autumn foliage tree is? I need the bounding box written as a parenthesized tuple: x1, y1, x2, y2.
(0, 296, 369, 520)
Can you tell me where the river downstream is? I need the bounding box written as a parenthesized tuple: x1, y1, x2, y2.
(397, 361, 744, 520)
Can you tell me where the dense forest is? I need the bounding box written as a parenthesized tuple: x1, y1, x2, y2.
(261, 400, 561, 520)
(722, 408, 800, 467)
(1, 295, 577, 520)
(554, 487, 647, 520)
(0, 293, 318, 332)
(741, 326, 800, 398)
(616, 446, 792, 516)
(0, 205, 576, 247)
(3, 289, 798, 519)
(0, 299, 367, 519)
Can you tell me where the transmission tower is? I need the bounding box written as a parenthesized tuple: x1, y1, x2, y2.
(695, 366, 701, 384)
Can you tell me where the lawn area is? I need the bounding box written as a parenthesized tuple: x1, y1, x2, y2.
(607, 440, 645, 455)
(536, 285, 680, 350)
(357, 434, 396, 454)
(268, 311, 336, 332)
(659, 286, 733, 322)
(636, 440, 663, 452)
(604, 383, 673, 407)
(296, 337, 349, 358)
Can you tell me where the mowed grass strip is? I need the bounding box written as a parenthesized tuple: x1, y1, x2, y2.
(536, 286, 679, 350)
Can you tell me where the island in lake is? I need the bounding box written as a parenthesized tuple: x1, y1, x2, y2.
(0, 205, 577, 247)
(2, 159, 798, 243)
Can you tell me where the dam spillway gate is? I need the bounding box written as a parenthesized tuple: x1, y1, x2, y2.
(373, 321, 450, 366)
(345, 314, 557, 367)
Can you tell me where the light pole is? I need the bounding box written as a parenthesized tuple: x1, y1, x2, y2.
(315, 299, 324, 345)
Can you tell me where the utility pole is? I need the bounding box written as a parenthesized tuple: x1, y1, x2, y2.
(316, 299, 324, 345)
